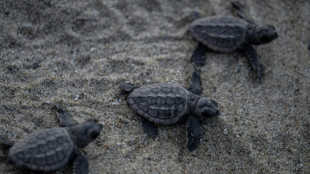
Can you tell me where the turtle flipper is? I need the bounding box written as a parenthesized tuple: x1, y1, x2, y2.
(231, 0, 255, 24)
(142, 118, 158, 137)
(29, 171, 45, 174)
(0, 134, 12, 158)
(120, 83, 139, 93)
(243, 45, 263, 82)
(191, 43, 208, 66)
(0, 134, 13, 147)
(73, 152, 89, 174)
(188, 64, 202, 95)
(54, 104, 77, 127)
(186, 115, 203, 152)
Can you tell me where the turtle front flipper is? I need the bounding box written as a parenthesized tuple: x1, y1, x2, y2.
(188, 64, 202, 95)
(120, 83, 139, 93)
(29, 171, 45, 174)
(73, 152, 89, 174)
(142, 118, 158, 137)
(191, 43, 208, 67)
(0, 134, 12, 158)
(54, 104, 78, 127)
(186, 115, 203, 152)
(231, 0, 255, 24)
(243, 45, 263, 82)
(0, 134, 13, 148)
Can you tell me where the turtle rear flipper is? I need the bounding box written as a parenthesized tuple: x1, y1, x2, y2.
(73, 152, 89, 174)
(188, 64, 202, 95)
(54, 104, 77, 127)
(120, 82, 139, 93)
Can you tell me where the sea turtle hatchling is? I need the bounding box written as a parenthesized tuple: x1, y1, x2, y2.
(121, 66, 220, 151)
(189, 15, 278, 82)
(4, 105, 103, 174)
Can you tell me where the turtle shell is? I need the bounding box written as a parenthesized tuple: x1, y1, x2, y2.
(189, 16, 249, 52)
(8, 128, 74, 172)
(127, 83, 190, 125)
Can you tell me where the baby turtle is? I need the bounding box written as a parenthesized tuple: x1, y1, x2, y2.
(121, 66, 220, 151)
(6, 105, 103, 174)
(189, 15, 278, 82)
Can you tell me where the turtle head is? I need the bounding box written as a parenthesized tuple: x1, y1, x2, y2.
(251, 24, 278, 45)
(70, 119, 103, 148)
(195, 97, 220, 119)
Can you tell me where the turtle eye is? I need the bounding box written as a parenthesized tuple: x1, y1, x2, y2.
(261, 36, 270, 42)
(202, 110, 210, 117)
(268, 25, 275, 30)
(90, 131, 100, 139)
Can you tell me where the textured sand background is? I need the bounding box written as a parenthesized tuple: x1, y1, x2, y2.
(0, 0, 309, 173)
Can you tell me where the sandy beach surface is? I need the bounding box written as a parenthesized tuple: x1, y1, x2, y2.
(0, 0, 309, 173)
